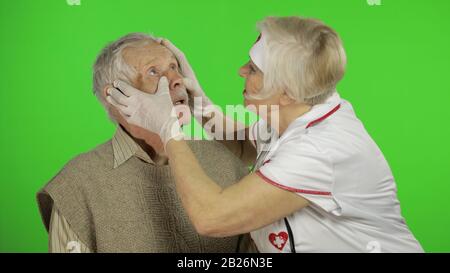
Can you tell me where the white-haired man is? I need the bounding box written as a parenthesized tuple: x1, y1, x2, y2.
(36, 33, 252, 253)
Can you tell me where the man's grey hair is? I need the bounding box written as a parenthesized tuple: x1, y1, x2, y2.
(92, 33, 156, 104)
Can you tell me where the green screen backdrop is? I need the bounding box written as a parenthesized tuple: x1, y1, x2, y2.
(1, 0, 449, 252)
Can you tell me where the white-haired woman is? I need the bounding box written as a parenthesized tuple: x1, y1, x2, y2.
(106, 16, 423, 252)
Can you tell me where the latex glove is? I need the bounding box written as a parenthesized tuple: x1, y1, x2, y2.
(160, 39, 245, 139)
(106, 77, 184, 146)
(160, 39, 212, 109)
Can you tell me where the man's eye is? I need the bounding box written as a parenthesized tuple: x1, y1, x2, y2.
(148, 68, 159, 76)
(170, 64, 178, 70)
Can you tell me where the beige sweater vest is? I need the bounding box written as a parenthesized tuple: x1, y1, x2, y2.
(37, 140, 249, 252)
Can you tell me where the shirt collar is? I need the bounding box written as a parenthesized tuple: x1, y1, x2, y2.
(112, 126, 154, 168)
(285, 92, 342, 132)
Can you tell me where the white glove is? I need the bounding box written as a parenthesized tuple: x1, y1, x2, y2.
(160, 39, 212, 109)
(106, 77, 184, 146)
(161, 38, 235, 138)
(159, 39, 246, 139)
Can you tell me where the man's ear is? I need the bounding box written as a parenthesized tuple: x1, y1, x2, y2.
(102, 84, 113, 100)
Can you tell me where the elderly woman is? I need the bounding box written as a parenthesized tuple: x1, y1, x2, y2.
(106, 16, 423, 252)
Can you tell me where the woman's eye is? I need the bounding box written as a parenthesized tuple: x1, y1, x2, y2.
(170, 64, 178, 70)
(148, 68, 158, 76)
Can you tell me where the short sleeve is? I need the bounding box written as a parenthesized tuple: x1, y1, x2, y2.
(256, 137, 340, 213)
(249, 119, 277, 154)
(248, 121, 258, 148)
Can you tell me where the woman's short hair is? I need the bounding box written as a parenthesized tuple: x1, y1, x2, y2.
(255, 16, 347, 105)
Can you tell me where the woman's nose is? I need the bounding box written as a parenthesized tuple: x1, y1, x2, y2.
(239, 65, 248, 78)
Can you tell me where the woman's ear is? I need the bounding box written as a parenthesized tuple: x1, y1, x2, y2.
(279, 92, 295, 106)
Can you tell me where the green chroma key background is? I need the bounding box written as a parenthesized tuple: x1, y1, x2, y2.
(1, 0, 449, 252)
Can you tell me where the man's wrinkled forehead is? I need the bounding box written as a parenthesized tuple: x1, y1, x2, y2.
(122, 41, 177, 70)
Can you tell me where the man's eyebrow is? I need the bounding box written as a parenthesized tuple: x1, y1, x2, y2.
(169, 55, 178, 63)
(142, 57, 157, 68)
(142, 56, 178, 69)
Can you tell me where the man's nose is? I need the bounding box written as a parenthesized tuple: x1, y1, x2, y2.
(163, 71, 183, 91)
(169, 76, 183, 91)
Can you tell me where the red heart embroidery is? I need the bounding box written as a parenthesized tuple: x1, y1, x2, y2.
(268, 231, 288, 251)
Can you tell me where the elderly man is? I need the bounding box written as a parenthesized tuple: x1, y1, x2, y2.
(36, 33, 251, 253)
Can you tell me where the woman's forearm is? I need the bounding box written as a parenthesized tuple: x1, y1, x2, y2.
(197, 109, 247, 140)
(165, 139, 225, 234)
(165, 138, 309, 238)
(196, 110, 256, 164)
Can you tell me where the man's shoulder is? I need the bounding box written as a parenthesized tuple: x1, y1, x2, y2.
(43, 140, 114, 191)
(186, 140, 249, 182)
(69, 140, 114, 170)
(36, 139, 114, 232)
